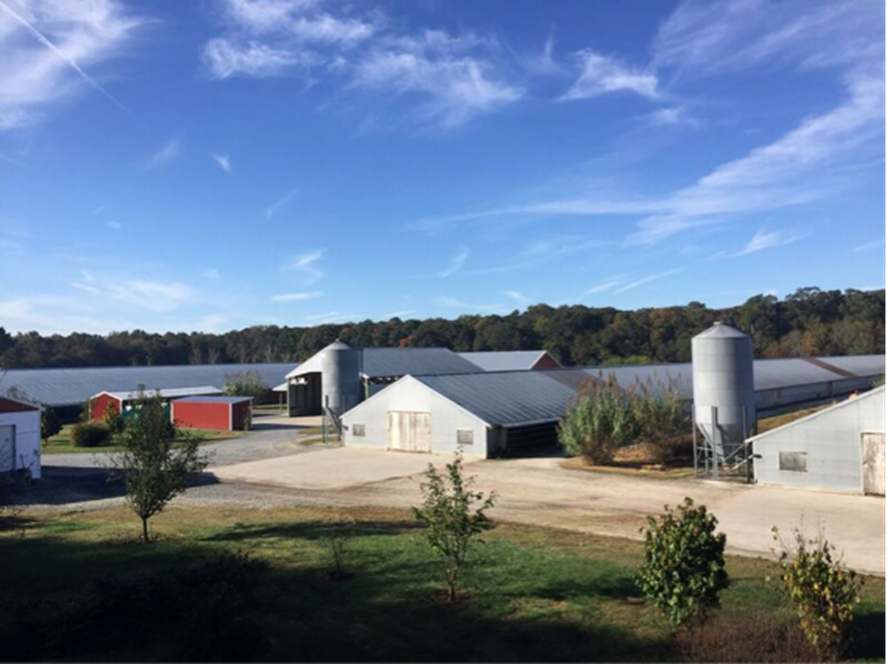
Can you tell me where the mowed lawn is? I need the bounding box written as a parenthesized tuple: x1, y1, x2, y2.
(42, 423, 245, 454)
(0, 506, 883, 662)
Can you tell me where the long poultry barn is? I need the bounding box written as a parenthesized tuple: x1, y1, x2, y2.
(340, 353, 885, 458)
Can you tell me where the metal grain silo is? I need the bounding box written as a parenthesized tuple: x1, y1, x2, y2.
(692, 322, 756, 470)
(321, 340, 362, 416)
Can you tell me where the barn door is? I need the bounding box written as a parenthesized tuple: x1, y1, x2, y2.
(388, 411, 432, 453)
(0, 425, 14, 473)
(861, 433, 885, 496)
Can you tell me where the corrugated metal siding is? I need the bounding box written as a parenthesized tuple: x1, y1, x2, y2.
(362, 348, 481, 377)
(0, 363, 294, 407)
(751, 387, 886, 493)
(341, 376, 490, 456)
(414, 371, 576, 427)
(458, 351, 549, 371)
(288, 347, 481, 380)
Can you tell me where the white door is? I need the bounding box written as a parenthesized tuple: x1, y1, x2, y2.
(388, 411, 432, 453)
(0, 425, 14, 473)
(862, 432, 885, 496)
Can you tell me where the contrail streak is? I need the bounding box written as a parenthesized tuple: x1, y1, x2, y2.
(0, 0, 134, 119)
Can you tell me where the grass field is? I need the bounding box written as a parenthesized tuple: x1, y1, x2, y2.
(42, 423, 245, 455)
(0, 505, 882, 662)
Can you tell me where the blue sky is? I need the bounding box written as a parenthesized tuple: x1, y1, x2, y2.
(0, 0, 884, 334)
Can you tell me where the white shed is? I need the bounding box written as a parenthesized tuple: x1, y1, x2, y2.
(748, 386, 885, 495)
(0, 395, 42, 480)
(339, 370, 577, 458)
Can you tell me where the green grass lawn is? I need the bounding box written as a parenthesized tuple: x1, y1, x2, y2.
(253, 403, 287, 416)
(0, 505, 882, 662)
(42, 423, 245, 454)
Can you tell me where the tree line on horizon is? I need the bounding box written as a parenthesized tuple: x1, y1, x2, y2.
(0, 287, 883, 370)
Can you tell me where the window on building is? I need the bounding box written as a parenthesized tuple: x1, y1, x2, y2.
(779, 451, 807, 472)
(457, 429, 474, 445)
(353, 424, 366, 437)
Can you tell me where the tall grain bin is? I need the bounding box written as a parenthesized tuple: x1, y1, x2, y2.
(692, 322, 756, 472)
(321, 340, 361, 416)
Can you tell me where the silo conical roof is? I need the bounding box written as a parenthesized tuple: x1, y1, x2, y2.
(693, 321, 748, 339)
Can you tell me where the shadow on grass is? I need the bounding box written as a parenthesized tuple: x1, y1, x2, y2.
(203, 518, 423, 544)
(0, 516, 675, 662)
(9, 466, 221, 507)
(849, 607, 887, 660)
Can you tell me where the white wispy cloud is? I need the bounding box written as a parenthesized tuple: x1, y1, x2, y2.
(107, 220, 122, 230)
(70, 272, 194, 313)
(614, 268, 681, 293)
(203, 39, 311, 79)
(202, 268, 221, 280)
(271, 290, 322, 302)
(647, 105, 702, 128)
(283, 249, 325, 284)
(504, 290, 532, 307)
(212, 153, 232, 174)
(145, 139, 181, 169)
(352, 31, 523, 129)
(737, 229, 802, 256)
(203, 2, 521, 129)
(438, 295, 505, 313)
(0, 0, 140, 131)
(652, 0, 882, 77)
(561, 50, 658, 101)
(408, 0, 882, 246)
(302, 311, 361, 324)
(438, 247, 469, 277)
(265, 187, 298, 217)
(585, 278, 623, 295)
(853, 239, 885, 252)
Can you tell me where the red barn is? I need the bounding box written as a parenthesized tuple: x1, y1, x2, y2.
(90, 386, 223, 420)
(171, 396, 253, 431)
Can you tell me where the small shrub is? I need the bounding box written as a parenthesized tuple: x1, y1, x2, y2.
(632, 379, 690, 463)
(413, 450, 496, 601)
(774, 527, 862, 660)
(322, 518, 355, 580)
(41, 407, 62, 441)
(224, 370, 267, 400)
(636, 497, 729, 625)
(675, 610, 820, 662)
(102, 401, 125, 436)
(115, 392, 207, 542)
(71, 422, 111, 447)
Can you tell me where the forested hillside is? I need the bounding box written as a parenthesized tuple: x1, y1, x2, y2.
(0, 287, 883, 369)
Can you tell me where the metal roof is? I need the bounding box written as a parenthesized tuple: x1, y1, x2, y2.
(694, 322, 749, 339)
(405, 354, 884, 428)
(746, 386, 886, 444)
(458, 350, 550, 371)
(287, 346, 480, 380)
(175, 395, 252, 404)
(0, 362, 295, 407)
(413, 371, 576, 428)
(104, 386, 223, 401)
(562, 355, 884, 397)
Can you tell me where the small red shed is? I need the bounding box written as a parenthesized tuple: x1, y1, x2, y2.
(171, 396, 253, 431)
(90, 386, 223, 421)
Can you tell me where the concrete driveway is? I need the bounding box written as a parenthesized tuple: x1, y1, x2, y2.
(209, 450, 886, 575)
(42, 415, 327, 470)
(210, 447, 446, 490)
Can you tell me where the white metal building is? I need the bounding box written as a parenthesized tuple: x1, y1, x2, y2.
(748, 386, 885, 494)
(0, 395, 41, 479)
(340, 371, 577, 457)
